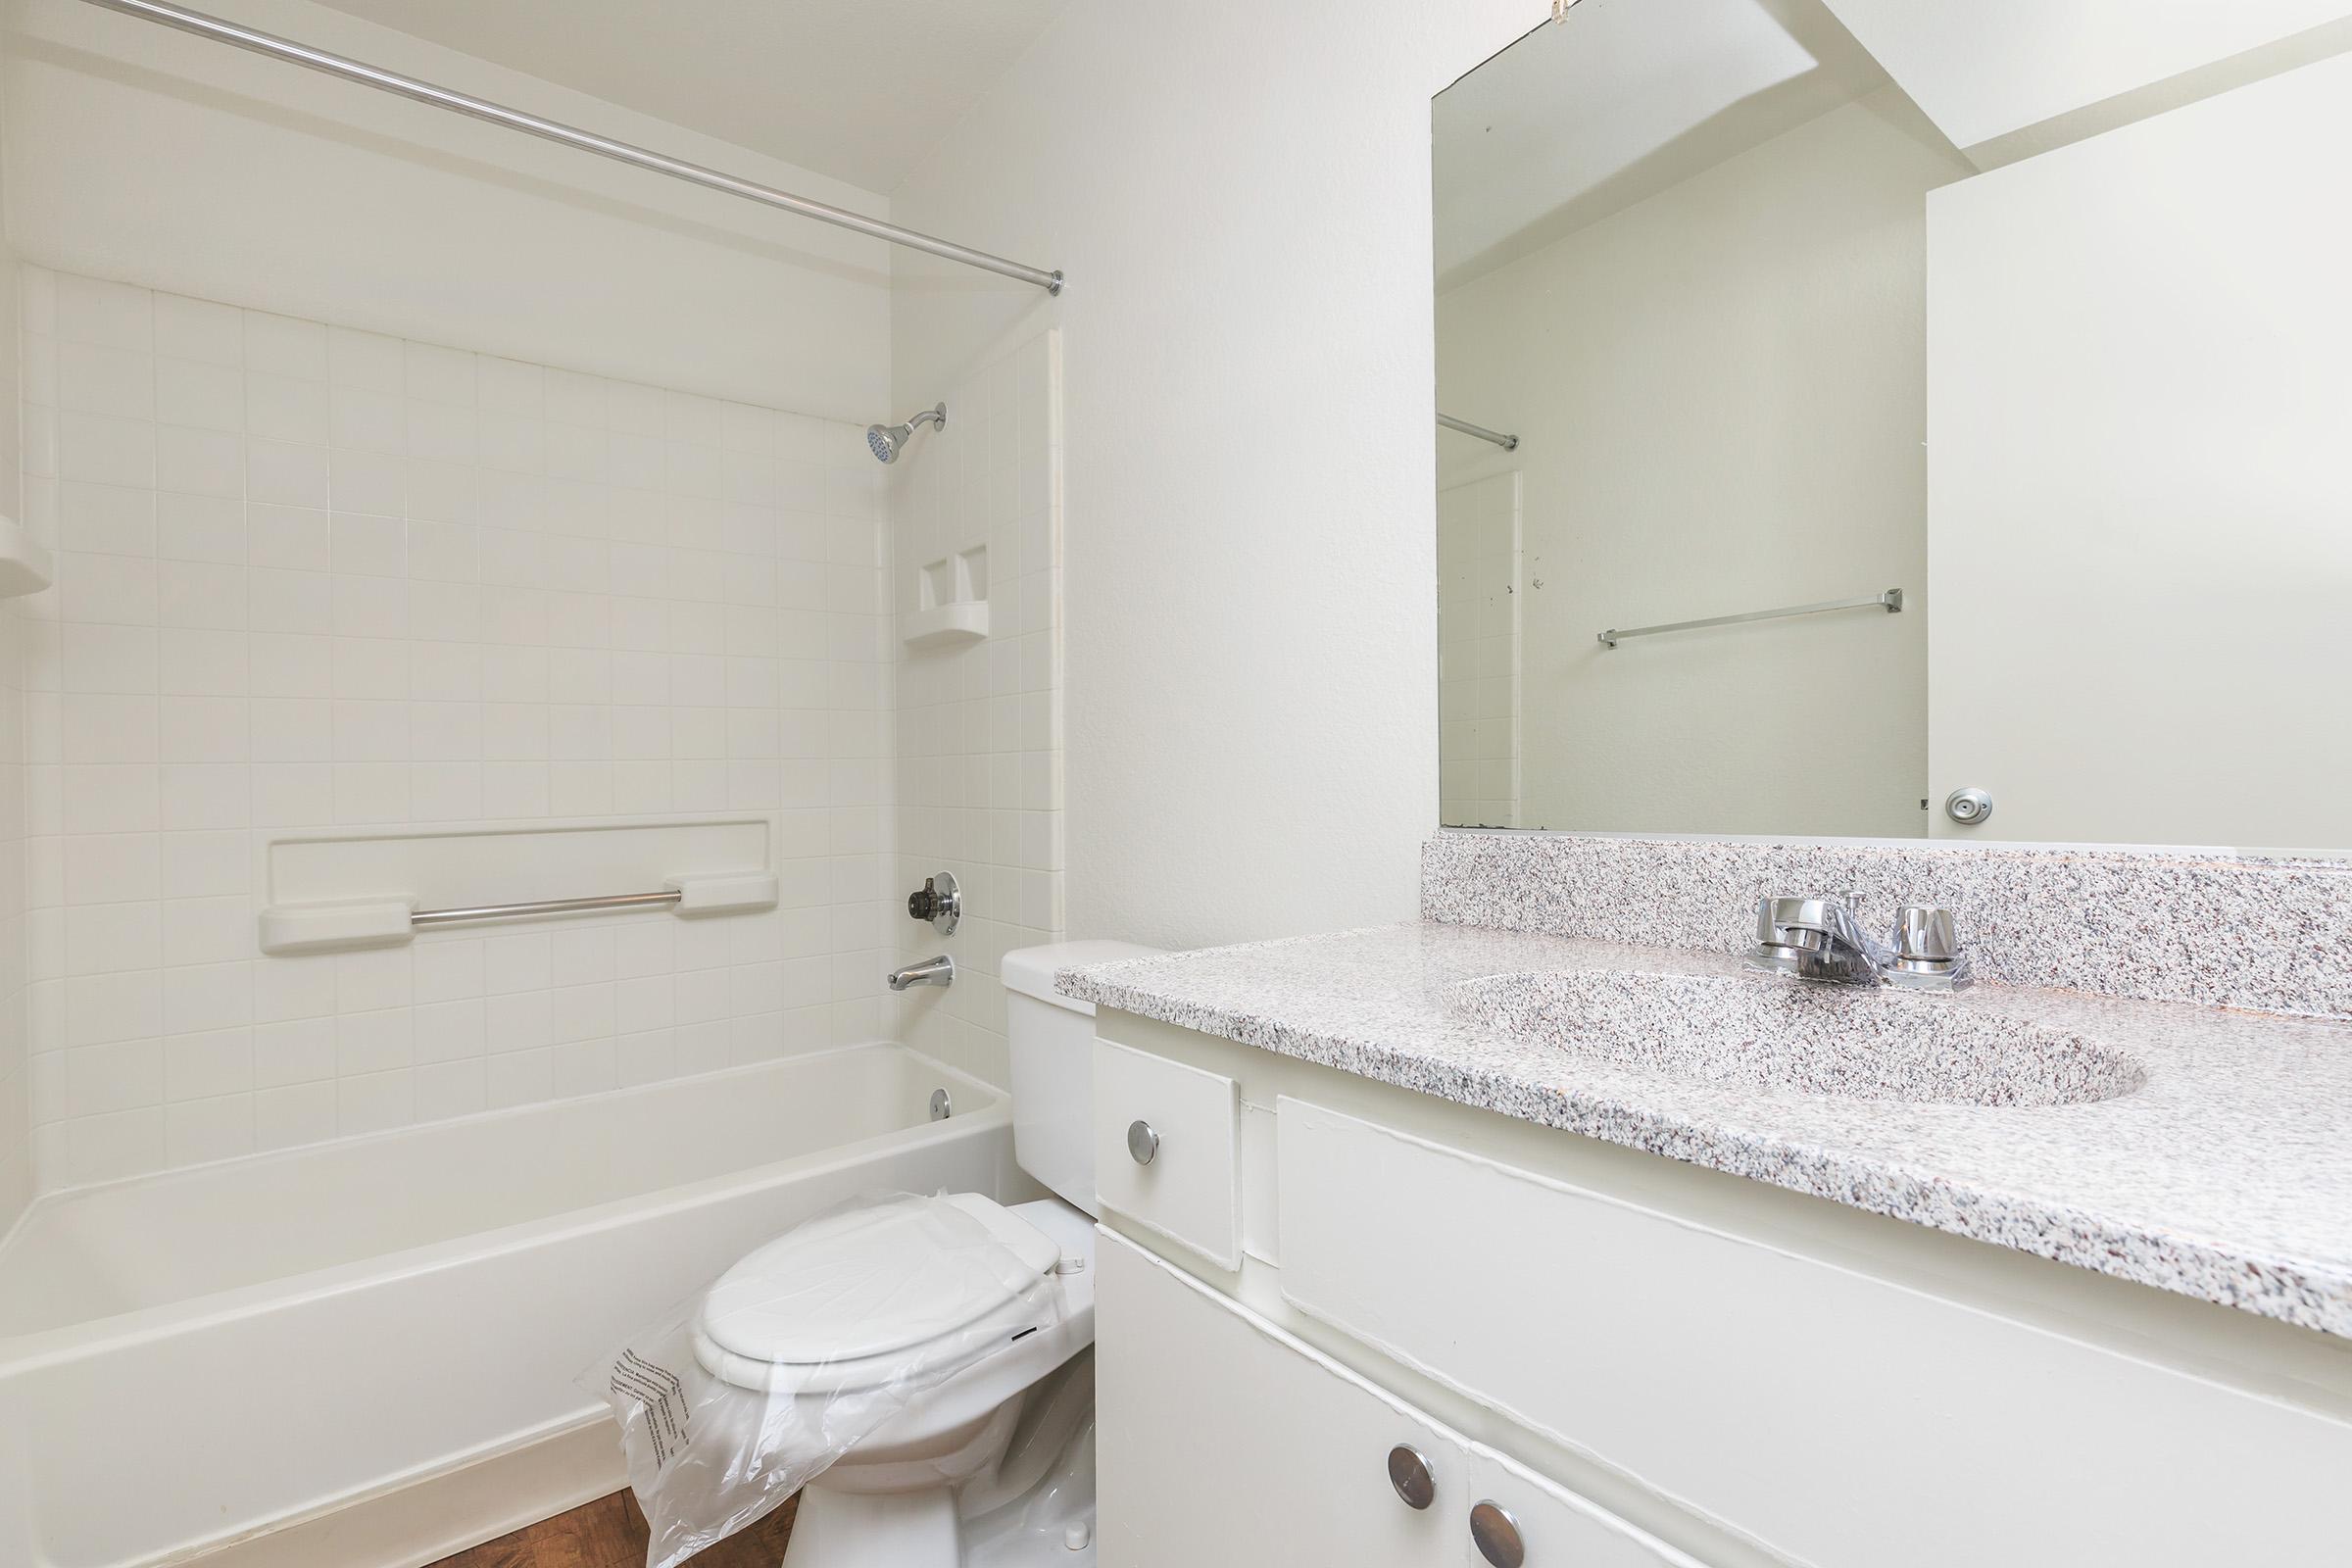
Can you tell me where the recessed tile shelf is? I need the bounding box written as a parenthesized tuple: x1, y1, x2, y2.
(257, 820, 781, 954)
(0, 514, 56, 598)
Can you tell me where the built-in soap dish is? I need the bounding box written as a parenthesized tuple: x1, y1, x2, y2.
(903, 545, 989, 650)
(0, 515, 56, 598)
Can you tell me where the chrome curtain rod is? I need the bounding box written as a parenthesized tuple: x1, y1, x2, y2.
(78, 0, 1065, 294)
(1599, 588, 1902, 649)
(1439, 413, 1519, 452)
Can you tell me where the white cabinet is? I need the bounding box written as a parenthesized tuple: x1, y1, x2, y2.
(1092, 1013, 2352, 1568)
(1272, 1095, 2352, 1568)
(1097, 1227, 1699, 1568)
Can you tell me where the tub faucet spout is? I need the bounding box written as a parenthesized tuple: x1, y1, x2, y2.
(889, 955, 956, 992)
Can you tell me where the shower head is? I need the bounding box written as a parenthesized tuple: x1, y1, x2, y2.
(865, 402, 947, 464)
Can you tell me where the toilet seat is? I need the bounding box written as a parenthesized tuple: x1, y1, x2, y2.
(694, 1194, 1069, 1395)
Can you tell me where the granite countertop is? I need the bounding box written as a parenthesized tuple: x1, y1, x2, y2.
(1058, 922, 2352, 1337)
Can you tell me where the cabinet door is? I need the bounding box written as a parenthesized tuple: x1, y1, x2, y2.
(1458, 1441, 1704, 1568)
(1097, 1228, 1467, 1568)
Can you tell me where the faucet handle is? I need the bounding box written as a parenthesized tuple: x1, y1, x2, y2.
(1893, 905, 1958, 962)
(1885, 905, 1971, 991)
(1755, 894, 1847, 949)
(1750, 894, 1881, 985)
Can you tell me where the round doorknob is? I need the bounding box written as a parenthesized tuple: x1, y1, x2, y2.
(1944, 786, 1993, 825)
(1387, 1445, 1436, 1510)
(1126, 1119, 1160, 1165)
(1470, 1500, 1525, 1568)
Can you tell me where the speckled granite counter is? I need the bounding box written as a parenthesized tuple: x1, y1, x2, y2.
(1059, 923, 2352, 1337)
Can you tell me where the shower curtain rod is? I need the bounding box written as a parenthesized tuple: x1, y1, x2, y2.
(78, 0, 1066, 294)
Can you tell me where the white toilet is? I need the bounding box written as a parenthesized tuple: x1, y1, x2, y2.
(694, 939, 1160, 1568)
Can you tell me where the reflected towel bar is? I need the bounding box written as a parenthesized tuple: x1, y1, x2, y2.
(410, 890, 685, 928)
(1439, 413, 1520, 452)
(1598, 588, 1902, 649)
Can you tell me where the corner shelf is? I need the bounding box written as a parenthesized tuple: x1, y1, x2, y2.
(902, 544, 991, 651)
(902, 602, 990, 650)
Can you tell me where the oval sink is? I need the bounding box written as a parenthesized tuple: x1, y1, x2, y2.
(1452, 970, 2145, 1107)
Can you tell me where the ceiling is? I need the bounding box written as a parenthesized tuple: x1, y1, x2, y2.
(308, 0, 1069, 195)
(1435, 0, 1896, 289)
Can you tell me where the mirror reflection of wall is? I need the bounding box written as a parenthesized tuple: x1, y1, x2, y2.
(1436, 0, 2352, 855)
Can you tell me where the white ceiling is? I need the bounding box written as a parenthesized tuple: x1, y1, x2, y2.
(1435, 0, 1894, 289)
(307, 0, 1070, 195)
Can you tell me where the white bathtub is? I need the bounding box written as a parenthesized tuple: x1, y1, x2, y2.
(0, 1043, 1018, 1568)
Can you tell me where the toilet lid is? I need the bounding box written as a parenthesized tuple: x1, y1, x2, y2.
(699, 1194, 1062, 1368)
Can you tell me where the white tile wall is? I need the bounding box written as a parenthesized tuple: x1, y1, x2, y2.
(17, 267, 899, 1191)
(885, 331, 1063, 1087)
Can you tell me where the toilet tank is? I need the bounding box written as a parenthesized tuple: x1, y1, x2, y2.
(1001, 941, 1164, 1218)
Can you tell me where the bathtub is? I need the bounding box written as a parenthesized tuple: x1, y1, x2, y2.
(0, 1043, 1019, 1568)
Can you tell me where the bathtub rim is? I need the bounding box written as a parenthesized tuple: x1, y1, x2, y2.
(0, 1041, 1010, 1369)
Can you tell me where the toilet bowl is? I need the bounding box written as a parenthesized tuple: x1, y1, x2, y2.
(695, 939, 1159, 1568)
(696, 1194, 1098, 1568)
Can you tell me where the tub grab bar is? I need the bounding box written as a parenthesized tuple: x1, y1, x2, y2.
(411, 889, 684, 927)
(258, 873, 778, 954)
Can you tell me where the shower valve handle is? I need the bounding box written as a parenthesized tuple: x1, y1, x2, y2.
(906, 871, 961, 936)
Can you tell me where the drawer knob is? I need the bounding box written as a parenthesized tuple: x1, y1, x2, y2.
(1470, 1500, 1524, 1568)
(1126, 1119, 1160, 1165)
(1387, 1445, 1436, 1510)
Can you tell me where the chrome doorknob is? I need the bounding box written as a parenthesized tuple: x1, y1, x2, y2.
(1470, 1500, 1525, 1568)
(1387, 1445, 1436, 1510)
(1126, 1119, 1160, 1165)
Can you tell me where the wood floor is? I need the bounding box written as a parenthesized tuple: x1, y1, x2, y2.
(430, 1490, 796, 1568)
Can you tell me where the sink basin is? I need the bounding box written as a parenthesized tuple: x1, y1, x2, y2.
(1451, 970, 2145, 1107)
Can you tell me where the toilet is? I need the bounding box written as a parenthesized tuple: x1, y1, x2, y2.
(695, 939, 1161, 1568)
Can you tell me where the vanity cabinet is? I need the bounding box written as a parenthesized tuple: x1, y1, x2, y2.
(1097, 1227, 1701, 1568)
(1091, 1014, 2352, 1568)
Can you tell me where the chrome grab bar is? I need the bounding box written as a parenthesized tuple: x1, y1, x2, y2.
(409, 889, 683, 928)
(1598, 588, 1901, 649)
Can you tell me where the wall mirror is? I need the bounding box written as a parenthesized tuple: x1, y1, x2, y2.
(1433, 0, 2352, 854)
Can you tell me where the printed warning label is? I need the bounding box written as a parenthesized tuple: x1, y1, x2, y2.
(610, 1348, 691, 1468)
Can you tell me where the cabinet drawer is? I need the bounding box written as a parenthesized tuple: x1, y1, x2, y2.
(1274, 1097, 2352, 1567)
(1094, 1041, 1241, 1269)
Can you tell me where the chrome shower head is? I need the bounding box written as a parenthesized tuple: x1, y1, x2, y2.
(864, 402, 947, 464)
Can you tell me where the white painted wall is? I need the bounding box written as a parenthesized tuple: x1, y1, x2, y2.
(0, 15, 24, 1232)
(888, 0, 1540, 952)
(1437, 470, 1520, 829)
(1439, 95, 1967, 838)
(1926, 50, 2352, 853)
(1824, 0, 2352, 155)
(4, 0, 893, 419)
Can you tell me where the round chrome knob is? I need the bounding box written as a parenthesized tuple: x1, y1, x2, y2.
(1126, 1119, 1160, 1165)
(1944, 786, 1992, 825)
(1470, 1500, 1525, 1568)
(1387, 1445, 1436, 1510)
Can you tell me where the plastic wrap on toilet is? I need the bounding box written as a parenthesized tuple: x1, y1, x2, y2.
(580, 1192, 1056, 1568)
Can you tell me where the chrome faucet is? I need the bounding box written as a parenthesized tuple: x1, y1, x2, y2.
(888, 954, 956, 992)
(1748, 896, 1884, 987)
